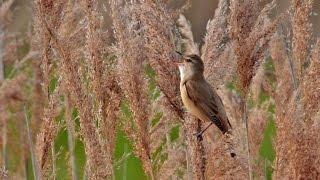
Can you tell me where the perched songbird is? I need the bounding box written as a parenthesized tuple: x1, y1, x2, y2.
(176, 53, 233, 139)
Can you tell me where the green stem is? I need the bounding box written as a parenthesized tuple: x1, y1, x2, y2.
(24, 106, 41, 180)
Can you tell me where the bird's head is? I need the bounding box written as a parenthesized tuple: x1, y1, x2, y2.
(175, 53, 204, 81)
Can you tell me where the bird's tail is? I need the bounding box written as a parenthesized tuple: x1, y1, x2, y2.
(227, 118, 232, 129)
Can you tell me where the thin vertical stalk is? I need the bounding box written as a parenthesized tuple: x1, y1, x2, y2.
(0, 21, 5, 174)
(24, 106, 41, 180)
(197, 119, 206, 180)
(1, 115, 7, 178)
(20, 127, 27, 179)
(186, 136, 192, 180)
(184, 116, 205, 180)
(280, 25, 299, 90)
(51, 142, 56, 180)
(123, 143, 128, 180)
(243, 101, 252, 180)
(287, 56, 299, 90)
(66, 94, 78, 180)
(0, 27, 4, 81)
(0, 0, 14, 82)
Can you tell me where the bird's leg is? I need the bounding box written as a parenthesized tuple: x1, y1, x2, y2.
(194, 122, 214, 141)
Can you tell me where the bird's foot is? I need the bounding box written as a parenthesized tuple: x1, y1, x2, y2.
(230, 152, 236, 158)
(193, 132, 203, 141)
(192, 122, 213, 141)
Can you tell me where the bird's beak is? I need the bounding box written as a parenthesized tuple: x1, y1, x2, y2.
(174, 61, 184, 66)
(174, 59, 184, 66)
(175, 51, 183, 56)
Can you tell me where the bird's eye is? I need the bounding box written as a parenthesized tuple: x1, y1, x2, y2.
(185, 59, 192, 63)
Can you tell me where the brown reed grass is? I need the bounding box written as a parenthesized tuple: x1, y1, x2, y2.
(35, 79, 61, 177)
(1, 0, 320, 179)
(34, 0, 110, 178)
(270, 1, 320, 176)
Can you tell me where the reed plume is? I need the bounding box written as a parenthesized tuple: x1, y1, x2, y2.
(270, 0, 320, 176)
(110, 0, 153, 177)
(34, 0, 110, 178)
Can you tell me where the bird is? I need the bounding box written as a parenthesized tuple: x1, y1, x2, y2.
(176, 53, 235, 157)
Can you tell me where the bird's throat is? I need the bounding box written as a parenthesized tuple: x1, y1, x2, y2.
(178, 65, 186, 80)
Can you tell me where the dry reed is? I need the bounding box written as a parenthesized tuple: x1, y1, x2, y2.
(34, 0, 110, 178)
(200, 0, 250, 178)
(292, 0, 313, 81)
(134, 1, 184, 120)
(228, 1, 286, 178)
(82, 0, 117, 177)
(202, 0, 235, 87)
(65, 92, 77, 180)
(270, 1, 320, 176)
(0, 0, 15, 82)
(110, 0, 154, 177)
(270, 33, 295, 178)
(35, 78, 61, 177)
(1, 0, 320, 179)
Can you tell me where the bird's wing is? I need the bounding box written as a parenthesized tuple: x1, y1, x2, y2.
(184, 79, 231, 132)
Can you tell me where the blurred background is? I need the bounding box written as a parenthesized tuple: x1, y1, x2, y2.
(7, 0, 320, 44)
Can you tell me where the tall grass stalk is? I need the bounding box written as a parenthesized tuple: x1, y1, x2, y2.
(0, 27, 4, 81)
(243, 102, 252, 180)
(51, 142, 56, 180)
(66, 96, 78, 180)
(1, 115, 7, 177)
(24, 106, 40, 180)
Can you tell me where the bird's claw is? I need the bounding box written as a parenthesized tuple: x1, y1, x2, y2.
(230, 152, 236, 157)
(193, 132, 203, 141)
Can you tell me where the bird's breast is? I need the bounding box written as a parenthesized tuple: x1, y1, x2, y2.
(180, 83, 193, 110)
(178, 65, 186, 80)
(180, 83, 209, 122)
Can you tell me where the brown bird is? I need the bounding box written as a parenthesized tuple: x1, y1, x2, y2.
(176, 53, 234, 148)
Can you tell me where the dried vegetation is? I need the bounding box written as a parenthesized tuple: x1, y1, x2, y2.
(0, 0, 319, 179)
